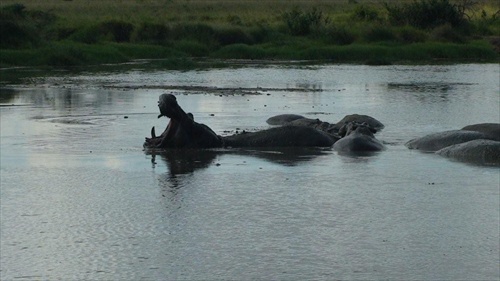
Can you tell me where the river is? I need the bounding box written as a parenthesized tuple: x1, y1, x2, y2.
(1, 63, 499, 280)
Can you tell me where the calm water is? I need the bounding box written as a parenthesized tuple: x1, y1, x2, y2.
(1, 64, 499, 280)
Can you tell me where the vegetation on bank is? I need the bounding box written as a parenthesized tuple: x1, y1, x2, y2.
(0, 0, 499, 68)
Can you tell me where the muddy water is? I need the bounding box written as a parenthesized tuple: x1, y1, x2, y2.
(1, 64, 499, 280)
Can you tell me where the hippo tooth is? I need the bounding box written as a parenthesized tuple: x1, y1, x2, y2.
(151, 126, 156, 138)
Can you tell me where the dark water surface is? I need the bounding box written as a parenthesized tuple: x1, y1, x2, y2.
(1, 64, 499, 280)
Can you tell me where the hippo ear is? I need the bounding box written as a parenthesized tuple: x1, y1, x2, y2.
(187, 113, 194, 121)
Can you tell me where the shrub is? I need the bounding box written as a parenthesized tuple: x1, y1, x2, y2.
(282, 7, 327, 36)
(472, 9, 500, 36)
(133, 22, 170, 44)
(351, 5, 380, 22)
(384, 0, 469, 29)
(69, 20, 134, 43)
(0, 19, 38, 48)
(430, 24, 467, 43)
(99, 20, 134, 42)
(216, 27, 253, 45)
(248, 24, 273, 43)
(69, 25, 102, 43)
(0, 4, 56, 48)
(172, 40, 209, 57)
(396, 25, 428, 43)
(323, 25, 357, 45)
(363, 25, 397, 42)
(171, 23, 217, 45)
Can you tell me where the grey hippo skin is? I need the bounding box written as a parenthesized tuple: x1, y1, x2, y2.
(461, 123, 500, 139)
(144, 94, 336, 149)
(406, 123, 500, 165)
(266, 113, 384, 136)
(333, 122, 385, 153)
(266, 114, 306, 125)
(144, 94, 223, 148)
(335, 114, 385, 131)
(406, 127, 500, 152)
(436, 139, 500, 165)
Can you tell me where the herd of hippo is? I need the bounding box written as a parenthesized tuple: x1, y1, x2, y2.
(144, 94, 500, 166)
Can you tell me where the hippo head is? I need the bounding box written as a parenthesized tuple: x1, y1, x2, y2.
(157, 93, 181, 119)
(144, 94, 223, 149)
(144, 94, 189, 148)
(338, 121, 377, 138)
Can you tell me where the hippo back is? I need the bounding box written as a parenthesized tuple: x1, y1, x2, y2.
(461, 123, 500, 140)
(223, 126, 336, 148)
(436, 139, 500, 166)
(266, 114, 306, 125)
(335, 114, 384, 131)
(405, 130, 497, 152)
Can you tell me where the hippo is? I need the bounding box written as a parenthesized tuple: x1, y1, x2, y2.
(335, 114, 385, 131)
(436, 139, 500, 166)
(461, 123, 500, 139)
(406, 123, 500, 165)
(266, 114, 306, 125)
(333, 122, 385, 153)
(144, 93, 223, 149)
(144, 94, 337, 149)
(405, 129, 499, 152)
(266, 113, 384, 136)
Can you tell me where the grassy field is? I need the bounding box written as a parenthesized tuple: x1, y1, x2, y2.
(1, 0, 499, 68)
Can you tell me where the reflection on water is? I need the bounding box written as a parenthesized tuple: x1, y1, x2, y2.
(1, 64, 499, 281)
(150, 147, 332, 177)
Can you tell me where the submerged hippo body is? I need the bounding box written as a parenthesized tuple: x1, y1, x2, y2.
(406, 123, 500, 165)
(333, 122, 385, 153)
(436, 139, 500, 166)
(266, 114, 306, 125)
(405, 130, 498, 152)
(144, 94, 337, 149)
(334, 114, 385, 131)
(224, 126, 336, 147)
(266, 113, 384, 136)
(461, 123, 500, 140)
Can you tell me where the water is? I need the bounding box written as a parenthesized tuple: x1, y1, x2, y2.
(1, 64, 499, 280)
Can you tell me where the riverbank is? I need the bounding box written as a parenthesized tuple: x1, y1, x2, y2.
(1, 0, 499, 68)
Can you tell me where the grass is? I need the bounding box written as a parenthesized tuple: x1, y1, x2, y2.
(0, 0, 499, 68)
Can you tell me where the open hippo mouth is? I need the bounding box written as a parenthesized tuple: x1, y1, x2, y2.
(144, 94, 184, 148)
(144, 93, 220, 149)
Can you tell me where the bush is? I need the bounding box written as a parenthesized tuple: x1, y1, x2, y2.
(133, 22, 170, 44)
(171, 23, 217, 45)
(172, 40, 209, 57)
(384, 0, 468, 29)
(282, 7, 327, 36)
(0, 19, 38, 48)
(351, 5, 380, 22)
(248, 24, 273, 43)
(472, 9, 500, 36)
(323, 25, 357, 45)
(99, 20, 134, 42)
(216, 27, 254, 45)
(69, 20, 134, 43)
(430, 24, 467, 43)
(0, 4, 56, 48)
(363, 25, 397, 42)
(396, 26, 428, 43)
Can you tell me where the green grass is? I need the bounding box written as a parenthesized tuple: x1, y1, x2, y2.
(1, 0, 499, 68)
